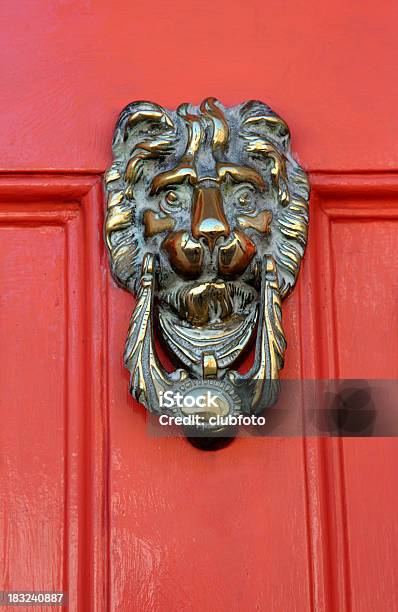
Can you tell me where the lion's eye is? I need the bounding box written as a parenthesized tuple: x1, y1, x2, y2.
(165, 191, 179, 206)
(237, 190, 254, 207)
(160, 188, 186, 214)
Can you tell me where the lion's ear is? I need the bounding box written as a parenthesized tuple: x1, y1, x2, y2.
(239, 100, 290, 150)
(112, 101, 175, 155)
(112, 101, 176, 189)
(239, 101, 291, 206)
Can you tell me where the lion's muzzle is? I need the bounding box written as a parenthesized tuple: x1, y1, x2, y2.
(162, 186, 256, 279)
(191, 186, 230, 251)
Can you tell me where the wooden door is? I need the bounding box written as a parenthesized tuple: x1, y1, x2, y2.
(1, 1, 397, 610)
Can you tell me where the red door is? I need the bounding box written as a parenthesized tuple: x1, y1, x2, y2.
(1, 1, 398, 610)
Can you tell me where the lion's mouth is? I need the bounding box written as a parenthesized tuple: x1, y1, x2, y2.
(158, 279, 258, 326)
(157, 279, 259, 372)
(157, 283, 257, 372)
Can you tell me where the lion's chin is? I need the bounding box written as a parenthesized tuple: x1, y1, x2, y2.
(157, 280, 259, 372)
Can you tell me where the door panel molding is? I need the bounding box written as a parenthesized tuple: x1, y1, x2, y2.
(303, 171, 398, 612)
(0, 175, 109, 612)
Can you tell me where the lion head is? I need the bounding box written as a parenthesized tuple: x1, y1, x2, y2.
(105, 97, 309, 399)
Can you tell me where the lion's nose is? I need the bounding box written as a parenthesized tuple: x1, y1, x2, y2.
(192, 187, 230, 251)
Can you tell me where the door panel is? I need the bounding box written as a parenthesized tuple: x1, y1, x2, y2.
(305, 178, 398, 612)
(0, 179, 108, 610)
(332, 217, 398, 379)
(0, 224, 66, 593)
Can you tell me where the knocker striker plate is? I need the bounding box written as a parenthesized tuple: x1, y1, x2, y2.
(104, 98, 310, 437)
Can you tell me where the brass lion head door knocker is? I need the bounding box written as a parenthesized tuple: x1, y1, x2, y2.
(104, 98, 309, 435)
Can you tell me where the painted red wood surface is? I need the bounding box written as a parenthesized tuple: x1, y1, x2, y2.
(0, 1, 398, 611)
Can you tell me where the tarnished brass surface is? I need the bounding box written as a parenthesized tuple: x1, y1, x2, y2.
(104, 98, 310, 432)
